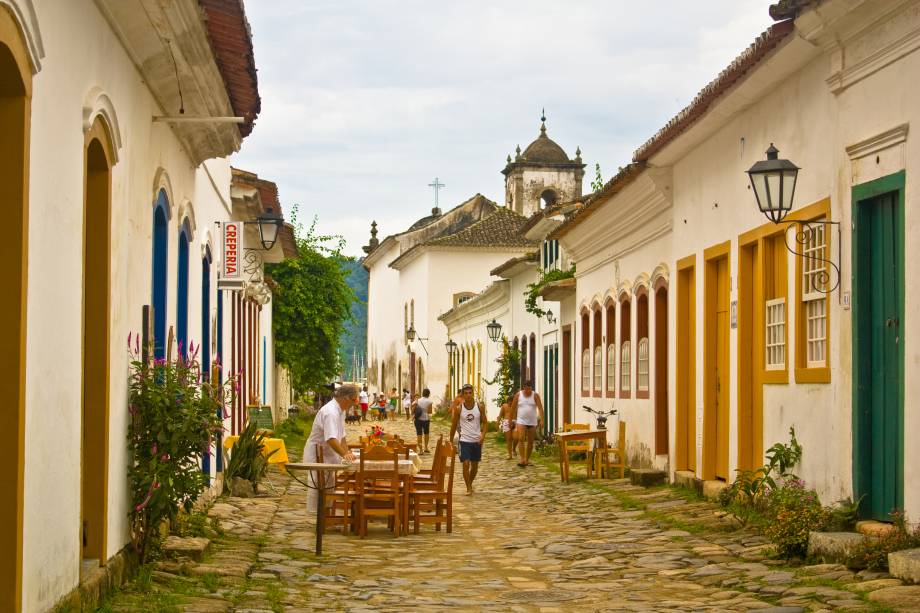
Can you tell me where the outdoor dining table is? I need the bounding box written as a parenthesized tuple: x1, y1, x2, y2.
(223, 434, 290, 492)
(284, 462, 348, 554)
(347, 451, 419, 536)
(555, 429, 609, 483)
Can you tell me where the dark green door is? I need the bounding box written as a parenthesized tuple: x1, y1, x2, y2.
(853, 175, 904, 521)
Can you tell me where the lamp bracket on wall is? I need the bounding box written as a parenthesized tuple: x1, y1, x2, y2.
(778, 219, 842, 302)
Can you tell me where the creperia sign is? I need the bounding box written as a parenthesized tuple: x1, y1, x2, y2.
(222, 221, 243, 284)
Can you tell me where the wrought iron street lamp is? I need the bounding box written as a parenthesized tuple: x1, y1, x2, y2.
(445, 338, 457, 355)
(406, 324, 428, 355)
(746, 144, 799, 224)
(255, 210, 283, 250)
(745, 143, 841, 299)
(546, 309, 556, 324)
(486, 319, 502, 343)
(406, 325, 416, 342)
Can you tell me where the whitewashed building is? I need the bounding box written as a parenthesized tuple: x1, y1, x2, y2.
(546, 0, 920, 521)
(0, 1, 295, 609)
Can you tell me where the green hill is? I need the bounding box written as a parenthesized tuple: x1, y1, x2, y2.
(338, 257, 368, 381)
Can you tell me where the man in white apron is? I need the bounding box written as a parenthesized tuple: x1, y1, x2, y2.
(303, 384, 359, 513)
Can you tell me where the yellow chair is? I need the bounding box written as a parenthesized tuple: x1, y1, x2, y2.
(595, 421, 627, 479)
(562, 423, 595, 478)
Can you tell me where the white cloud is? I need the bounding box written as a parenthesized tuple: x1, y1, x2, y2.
(232, 0, 778, 256)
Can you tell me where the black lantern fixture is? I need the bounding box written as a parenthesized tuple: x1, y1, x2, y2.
(486, 319, 502, 343)
(256, 209, 283, 250)
(406, 324, 416, 342)
(546, 309, 556, 324)
(445, 338, 457, 355)
(746, 144, 800, 224)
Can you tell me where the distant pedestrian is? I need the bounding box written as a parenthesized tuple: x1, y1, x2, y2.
(402, 388, 412, 420)
(359, 386, 369, 421)
(450, 383, 487, 495)
(498, 400, 517, 460)
(511, 380, 544, 467)
(413, 389, 434, 453)
(387, 387, 398, 421)
(376, 394, 387, 421)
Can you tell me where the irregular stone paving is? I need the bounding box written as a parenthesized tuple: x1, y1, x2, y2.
(105, 417, 920, 612)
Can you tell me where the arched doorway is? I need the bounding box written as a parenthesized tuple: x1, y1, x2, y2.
(654, 282, 669, 455)
(201, 247, 212, 475)
(82, 117, 115, 567)
(0, 10, 32, 609)
(152, 190, 169, 360)
(176, 219, 191, 359)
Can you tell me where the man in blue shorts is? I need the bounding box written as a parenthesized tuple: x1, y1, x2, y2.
(449, 383, 487, 495)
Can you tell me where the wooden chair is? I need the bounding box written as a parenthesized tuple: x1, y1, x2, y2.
(356, 445, 401, 537)
(316, 445, 357, 534)
(595, 420, 627, 479)
(414, 436, 444, 486)
(410, 442, 455, 533)
(562, 423, 595, 478)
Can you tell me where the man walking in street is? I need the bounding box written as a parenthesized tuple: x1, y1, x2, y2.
(450, 383, 487, 495)
(412, 388, 434, 453)
(359, 386, 369, 421)
(510, 380, 544, 467)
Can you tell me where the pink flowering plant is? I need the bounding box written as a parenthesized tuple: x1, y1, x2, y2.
(126, 333, 234, 562)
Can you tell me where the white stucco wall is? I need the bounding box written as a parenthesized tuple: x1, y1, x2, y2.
(21, 1, 239, 608)
(365, 242, 402, 395)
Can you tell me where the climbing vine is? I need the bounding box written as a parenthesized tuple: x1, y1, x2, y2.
(483, 339, 521, 407)
(524, 264, 576, 318)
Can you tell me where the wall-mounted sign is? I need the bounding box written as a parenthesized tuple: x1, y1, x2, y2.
(730, 300, 738, 329)
(223, 221, 243, 280)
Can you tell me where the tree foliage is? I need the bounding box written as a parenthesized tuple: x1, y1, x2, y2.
(484, 339, 521, 407)
(266, 210, 354, 394)
(524, 264, 576, 318)
(590, 162, 604, 192)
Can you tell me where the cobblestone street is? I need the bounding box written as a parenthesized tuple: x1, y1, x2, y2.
(103, 417, 917, 612)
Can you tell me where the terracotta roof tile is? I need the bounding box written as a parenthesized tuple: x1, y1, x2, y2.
(199, 0, 261, 138)
(425, 207, 538, 248)
(549, 163, 646, 240)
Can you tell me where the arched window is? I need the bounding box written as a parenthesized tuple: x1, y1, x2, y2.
(620, 294, 632, 397)
(520, 335, 528, 384)
(152, 190, 170, 360)
(605, 299, 616, 395)
(580, 310, 590, 394)
(529, 334, 536, 388)
(201, 246, 212, 377)
(592, 305, 602, 394)
(410, 299, 415, 327)
(540, 189, 558, 208)
(637, 290, 650, 396)
(177, 219, 191, 359)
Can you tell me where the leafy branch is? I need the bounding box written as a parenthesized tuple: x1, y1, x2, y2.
(524, 264, 575, 318)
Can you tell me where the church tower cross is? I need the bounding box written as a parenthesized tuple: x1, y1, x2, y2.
(428, 177, 446, 210)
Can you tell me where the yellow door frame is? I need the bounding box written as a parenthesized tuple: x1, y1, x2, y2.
(703, 241, 730, 480)
(0, 9, 32, 611)
(675, 255, 696, 472)
(82, 117, 115, 565)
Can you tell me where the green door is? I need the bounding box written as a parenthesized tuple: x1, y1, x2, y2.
(853, 173, 905, 521)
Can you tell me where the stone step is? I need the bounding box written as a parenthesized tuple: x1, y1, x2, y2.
(807, 532, 867, 566)
(630, 469, 667, 487)
(889, 548, 920, 584)
(163, 535, 211, 562)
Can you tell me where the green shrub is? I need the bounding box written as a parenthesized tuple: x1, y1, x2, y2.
(763, 480, 828, 558)
(223, 420, 277, 492)
(823, 496, 862, 532)
(127, 337, 231, 563)
(847, 510, 920, 570)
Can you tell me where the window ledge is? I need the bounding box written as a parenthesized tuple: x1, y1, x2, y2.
(795, 366, 830, 384)
(762, 369, 789, 385)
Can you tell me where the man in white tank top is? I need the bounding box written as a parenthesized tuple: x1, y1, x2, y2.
(510, 380, 544, 467)
(449, 383, 487, 495)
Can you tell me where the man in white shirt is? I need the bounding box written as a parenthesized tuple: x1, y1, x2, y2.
(304, 384, 359, 512)
(402, 388, 412, 420)
(449, 384, 487, 495)
(359, 386, 369, 421)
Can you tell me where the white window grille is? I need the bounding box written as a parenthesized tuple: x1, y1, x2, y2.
(606, 344, 616, 393)
(620, 341, 631, 392)
(593, 346, 603, 392)
(801, 222, 827, 366)
(637, 338, 649, 391)
(765, 298, 786, 369)
(581, 349, 590, 391)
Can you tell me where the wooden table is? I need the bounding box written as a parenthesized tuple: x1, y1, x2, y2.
(222, 435, 289, 464)
(284, 463, 348, 554)
(345, 457, 419, 535)
(555, 429, 608, 483)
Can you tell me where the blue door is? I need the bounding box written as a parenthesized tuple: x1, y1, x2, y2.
(152, 191, 169, 360)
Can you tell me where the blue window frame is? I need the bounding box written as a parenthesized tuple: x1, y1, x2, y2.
(201, 247, 212, 475)
(176, 219, 191, 359)
(152, 190, 170, 360)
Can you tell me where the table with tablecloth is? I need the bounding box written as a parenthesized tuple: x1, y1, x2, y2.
(222, 434, 290, 464)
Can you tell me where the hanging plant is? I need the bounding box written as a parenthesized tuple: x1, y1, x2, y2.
(524, 264, 575, 318)
(483, 338, 521, 407)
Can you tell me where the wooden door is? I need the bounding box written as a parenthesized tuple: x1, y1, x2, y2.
(704, 249, 730, 481)
(676, 261, 696, 471)
(562, 327, 572, 425)
(854, 183, 904, 520)
(654, 286, 669, 455)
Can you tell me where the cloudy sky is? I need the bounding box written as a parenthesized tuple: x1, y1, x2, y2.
(231, 0, 778, 256)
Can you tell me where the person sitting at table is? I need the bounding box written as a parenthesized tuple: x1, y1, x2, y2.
(303, 384, 358, 513)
